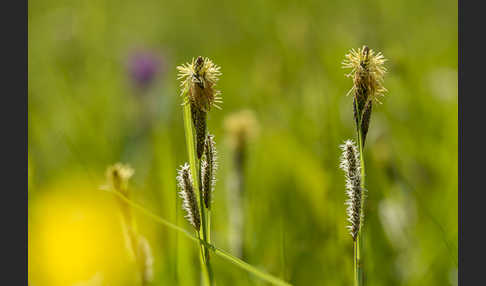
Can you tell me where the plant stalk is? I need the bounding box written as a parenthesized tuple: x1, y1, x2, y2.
(354, 113, 366, 286)
(183, 103, 213, 286)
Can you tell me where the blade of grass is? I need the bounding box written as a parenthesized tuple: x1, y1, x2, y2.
(103, 189, 293, 286)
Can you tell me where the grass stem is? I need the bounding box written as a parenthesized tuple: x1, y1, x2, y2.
(183, 103, 213, 285)
(355, 118, 366, 286)
(104, 189, 292, 286)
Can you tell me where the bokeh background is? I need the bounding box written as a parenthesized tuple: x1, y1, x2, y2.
(28, 0, 458, 285)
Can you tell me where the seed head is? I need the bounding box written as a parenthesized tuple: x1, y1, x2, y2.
(177, 56, 222, 112)
(106, 163, 134, 195)
(177, 56, 222, 158)
(224, 109, 260, 151)
(342, 45, 387, 104)
(202, 134, 218, 209)
(339, 140, 364, 241)
(343, 46, 386, 146)
(176, 163, 201, 231)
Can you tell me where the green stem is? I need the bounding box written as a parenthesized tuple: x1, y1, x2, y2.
(183, 103, 213, 285)
(355, 116, 366, 286)
(354, 238, 363, 286)
(207, 210, 212, 244)
(212, 246, 292, 286)
(353, 240, 357, 286)
(105, 189, 292, 286)
(206, 208, 213, 283)
(117, 192, 145, 285)
(197, 232, 211, 286)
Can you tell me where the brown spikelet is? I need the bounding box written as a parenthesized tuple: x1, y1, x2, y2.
(202, 134, 218, 209)
(191, 102, 207, 159)
(176, 163, 201, 231)
(353, 97, 360, 137)
(360, 100, 373, 147)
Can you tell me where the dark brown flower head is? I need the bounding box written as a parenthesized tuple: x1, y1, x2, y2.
(191, 106, 207, 159)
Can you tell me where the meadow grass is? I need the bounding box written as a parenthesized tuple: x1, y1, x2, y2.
(28, 1, 458, 285)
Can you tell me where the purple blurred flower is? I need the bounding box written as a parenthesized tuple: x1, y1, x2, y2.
(127, 50, 165, 89)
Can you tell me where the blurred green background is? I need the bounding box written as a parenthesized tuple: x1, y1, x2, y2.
(28, 0, 457, 285)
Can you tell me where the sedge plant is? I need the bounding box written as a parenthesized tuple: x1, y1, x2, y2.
(223, 109, 259, 259)
(341, 46, 387, 286)
(176, 56, 222, 286)
(102, 162, 292, 286)
(102, 56, 291, 286)
(103, 163, 154, 286)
